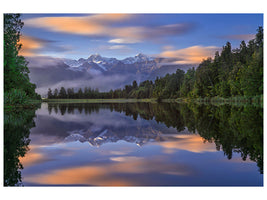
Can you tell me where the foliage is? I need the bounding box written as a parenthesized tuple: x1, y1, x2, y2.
(4, 88, 29, 105)
(4, 105, 40, 186)
(4, 14, 40, 105)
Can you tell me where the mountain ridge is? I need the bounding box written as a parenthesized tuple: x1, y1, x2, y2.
(27, 53, 197, 96)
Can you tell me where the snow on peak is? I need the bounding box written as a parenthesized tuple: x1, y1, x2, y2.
(135, 53, 146, 57)
(122, 53, 154, 64)
(63, 53, 155, 70)
(88, 54, 102, 61)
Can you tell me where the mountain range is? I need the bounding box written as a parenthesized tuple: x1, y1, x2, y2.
(27, 53, 196, 96)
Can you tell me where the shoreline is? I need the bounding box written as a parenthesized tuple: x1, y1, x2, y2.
(42, 98, 158, 103)
(41, 96, 263, 106)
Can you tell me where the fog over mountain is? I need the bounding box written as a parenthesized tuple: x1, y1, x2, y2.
(27, 53, 196, 96)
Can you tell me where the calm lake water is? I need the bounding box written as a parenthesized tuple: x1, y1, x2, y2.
(4, 102, 263, 186)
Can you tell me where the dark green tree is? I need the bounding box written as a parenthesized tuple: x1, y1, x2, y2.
(4, 14, 39, 102)
(132, 80, 138, 89)
(59, 87, 67, 98)
(67, 88, 74, 99)
(53, 88, 58, 99)
(77, 88, 84, 99)
(47, 88, 53, 99)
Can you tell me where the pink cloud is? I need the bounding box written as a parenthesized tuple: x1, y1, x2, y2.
(24, 14, 195, 42)
(158, 45, 221, 64)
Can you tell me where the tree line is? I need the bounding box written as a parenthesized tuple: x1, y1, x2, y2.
(47, 27, 263, 100)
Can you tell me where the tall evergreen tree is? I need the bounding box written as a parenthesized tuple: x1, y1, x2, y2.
(59, 87, 67, 98)
(4, 14, 39, 101)
(53, 88, 58, 99)
(47, 88, 53, 99)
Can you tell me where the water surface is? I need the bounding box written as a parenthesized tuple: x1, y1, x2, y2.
(4, 102, 263, 186)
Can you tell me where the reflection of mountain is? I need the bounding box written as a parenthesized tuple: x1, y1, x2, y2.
(64, 127, 182, 147)
(45, 102, 263, 174)
(34, 103, 183, 147)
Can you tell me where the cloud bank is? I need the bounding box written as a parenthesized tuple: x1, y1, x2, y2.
(158, 45, 221, 64)
(24, 14, 195, 42)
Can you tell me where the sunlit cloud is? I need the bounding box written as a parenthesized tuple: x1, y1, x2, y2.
(158, 45, 221, 64)
(24, 14, 195, 42)
(20, 35, 74, 57)
(108, 38, 140, 44)
(19, 35, 47, 56)
(24, 14, 133, 38)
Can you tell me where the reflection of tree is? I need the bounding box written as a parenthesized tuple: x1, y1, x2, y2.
(186, 104, 263, 174)
(59, 104, 67, 115)
(4, 105, 40, 186)
(47, 102, 263, 174)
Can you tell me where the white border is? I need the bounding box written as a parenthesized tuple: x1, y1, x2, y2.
(1, 1, 266, 200)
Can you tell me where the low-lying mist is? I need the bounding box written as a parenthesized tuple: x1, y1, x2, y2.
(35, 73, 135, 96)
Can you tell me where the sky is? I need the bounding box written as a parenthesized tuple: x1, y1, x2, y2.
(19, 13, 263, 64)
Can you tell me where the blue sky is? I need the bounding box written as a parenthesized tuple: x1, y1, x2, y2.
(20, 13, 263, 63)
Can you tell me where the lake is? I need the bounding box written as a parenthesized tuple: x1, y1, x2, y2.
(4, 102, 263, 186)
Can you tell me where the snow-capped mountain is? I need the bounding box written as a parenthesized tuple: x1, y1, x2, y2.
(63, 54, 121, 72)
(62, 53, 157, 75)
(122, 53, 154, 64)
(63, 53, 154, 69)
(87, 54, 119, 65)
(27, 53, 196, 96)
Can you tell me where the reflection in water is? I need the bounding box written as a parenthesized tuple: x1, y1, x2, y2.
(4, 104, 40, 186)
(5, 102, 263, 186)
(47, 102, 263, 174)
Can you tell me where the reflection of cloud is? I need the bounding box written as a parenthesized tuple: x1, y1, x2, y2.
(20, 152, 44, 167)
(24, 14, 195, 42)
(110, 156, 143, 162)
(24, 156, 193, 186)
(158, 45, 221, 64)
(19, 145, 51, 167)
(160, 134, 216, 153)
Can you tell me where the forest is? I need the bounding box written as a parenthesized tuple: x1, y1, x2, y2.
(4, 14, 41, 106)
(47, 27, 263, 102)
